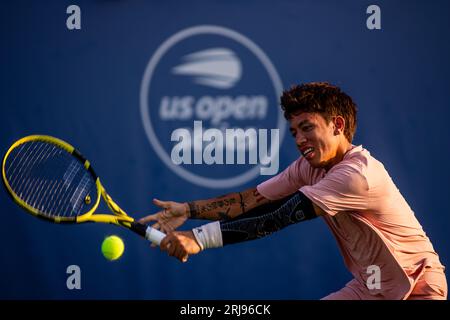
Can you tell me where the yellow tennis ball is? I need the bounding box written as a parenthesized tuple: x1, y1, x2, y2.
(101, 235, 124, 261)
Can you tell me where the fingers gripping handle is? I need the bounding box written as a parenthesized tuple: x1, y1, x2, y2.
(130, 222, 187, 262)
(145, 226, 185, 261)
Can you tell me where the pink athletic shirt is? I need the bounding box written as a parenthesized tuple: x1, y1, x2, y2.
(257, 145, 446, 299)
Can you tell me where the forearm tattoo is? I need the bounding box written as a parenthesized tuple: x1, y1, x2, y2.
(220, 191, 317, 245)
(188, 197, 238, 220)
(188, 202, 201, 219)
(217, 207, 232, 220)
(238, 192, 245, 214)
(253, 189, 266, 203)
(187, 188, 268, 220)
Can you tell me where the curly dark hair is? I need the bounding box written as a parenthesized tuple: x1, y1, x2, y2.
(280, 82, 358, 142)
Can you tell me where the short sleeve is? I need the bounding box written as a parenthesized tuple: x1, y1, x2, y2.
(257, 158, 305, 200)
(300, 163, 370, 216)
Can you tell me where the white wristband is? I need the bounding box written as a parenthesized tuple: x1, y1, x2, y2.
(192, 221, 223, 250)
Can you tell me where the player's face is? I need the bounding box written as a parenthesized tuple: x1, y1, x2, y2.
(289, 112, 342, 170)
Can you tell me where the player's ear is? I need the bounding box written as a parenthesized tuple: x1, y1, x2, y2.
(333, 116, 345, 135)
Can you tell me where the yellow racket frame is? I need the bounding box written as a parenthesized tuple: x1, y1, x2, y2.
(2, 135, 135, 228)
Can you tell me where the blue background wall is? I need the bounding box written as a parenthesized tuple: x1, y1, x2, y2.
(1, 0, 449, 299)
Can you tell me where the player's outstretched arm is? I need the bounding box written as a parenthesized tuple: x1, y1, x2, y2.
(160, 191, 323, 262)
(139, 187, 270, 233)
(195, 191, 321, 247)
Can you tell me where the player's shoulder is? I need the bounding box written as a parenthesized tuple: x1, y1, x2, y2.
(337, 145, 389, 185)
(341, 145, 370, 169)
(341, 144, 383, 169)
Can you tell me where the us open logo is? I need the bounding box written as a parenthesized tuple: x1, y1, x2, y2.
(140, 25, 286, 188)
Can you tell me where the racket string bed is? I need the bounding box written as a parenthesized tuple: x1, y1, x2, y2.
(27, 143, 57, 210)
(9, 142, 43, 191)
(12, 142, 48, 204)
(4, 141, 97, 219)
(52, 157, 82, 216)
(28, 146, 61, 211)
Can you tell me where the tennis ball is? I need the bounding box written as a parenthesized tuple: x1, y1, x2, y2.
(101, 235, 124, 261)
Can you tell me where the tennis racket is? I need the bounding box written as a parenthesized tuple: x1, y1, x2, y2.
(2, 135, 166, 246)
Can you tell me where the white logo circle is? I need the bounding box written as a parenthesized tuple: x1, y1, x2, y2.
(140, 25, 285, 188)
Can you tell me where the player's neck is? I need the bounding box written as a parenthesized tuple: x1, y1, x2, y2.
(323, 140, 353, 172)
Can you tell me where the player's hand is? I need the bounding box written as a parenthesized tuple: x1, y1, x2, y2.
(139, 199, 189, 234)
(160, 231, 201, 263)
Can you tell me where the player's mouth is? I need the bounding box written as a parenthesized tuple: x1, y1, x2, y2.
(301, 147, 315, 160)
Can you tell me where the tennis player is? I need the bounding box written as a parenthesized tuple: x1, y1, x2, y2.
(140, 82, 447, 300)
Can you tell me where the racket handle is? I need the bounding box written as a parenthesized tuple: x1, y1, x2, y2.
(130, 222, 166, 245)
(145, 226, 166, 245)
